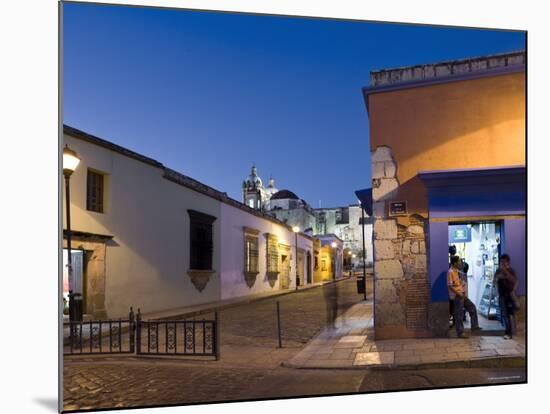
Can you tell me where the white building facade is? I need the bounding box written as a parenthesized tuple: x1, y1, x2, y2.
(239, 164, 374, 268)
(62, 126, 314, 318)
(314, 205, 374, 268)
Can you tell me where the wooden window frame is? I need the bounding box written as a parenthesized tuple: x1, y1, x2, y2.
(188, 210, 217, 271)
(243, 227, 260, 275)
(265, 233, 279, 276)
(86, 169, 105, 213)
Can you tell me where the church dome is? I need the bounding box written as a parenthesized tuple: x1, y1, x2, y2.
(271, 189, 299, 200)
(264, 176, 278, 196)
(244, 164, 263, 188)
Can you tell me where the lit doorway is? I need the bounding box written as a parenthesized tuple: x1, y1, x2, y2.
(448, 221, 502, 330)
(62, 249, 85, 315)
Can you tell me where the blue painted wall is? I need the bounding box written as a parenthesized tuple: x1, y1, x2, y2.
(421, 167, 526, 219)
(429, 221, 450, 302)
(428, 180, 525, 218)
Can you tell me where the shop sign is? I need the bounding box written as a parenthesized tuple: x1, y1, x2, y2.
(389, 201, 407, 216)
(449, 225, 471, 243)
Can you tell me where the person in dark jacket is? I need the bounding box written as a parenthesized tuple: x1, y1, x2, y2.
(494, 254, 519, 339)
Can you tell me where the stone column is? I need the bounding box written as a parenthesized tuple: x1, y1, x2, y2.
(372, 146, 430, 339)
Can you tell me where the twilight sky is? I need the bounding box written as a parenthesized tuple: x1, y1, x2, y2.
(63, 3, 525, 207)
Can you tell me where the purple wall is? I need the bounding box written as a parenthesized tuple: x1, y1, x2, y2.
(503, 218, 526, 296)
(428, 222, 451, 302)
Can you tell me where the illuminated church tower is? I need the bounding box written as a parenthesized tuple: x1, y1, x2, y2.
(242, 164, 277, 210)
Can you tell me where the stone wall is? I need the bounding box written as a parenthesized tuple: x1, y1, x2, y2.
(372, 146, 431, 339)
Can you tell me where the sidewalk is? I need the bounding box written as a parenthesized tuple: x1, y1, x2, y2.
(284, 301, 525, 370)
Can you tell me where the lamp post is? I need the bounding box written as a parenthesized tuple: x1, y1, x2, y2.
(359, 199, 367, 301)
(63, 144, 80, 322)
(331, 241, 337, 280)
(292, 226, 300, 290)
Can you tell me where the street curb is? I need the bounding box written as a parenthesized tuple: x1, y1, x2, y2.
(281, 355, 525, 371)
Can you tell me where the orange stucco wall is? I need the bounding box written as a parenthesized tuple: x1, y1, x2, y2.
(368, 72, 525, 214)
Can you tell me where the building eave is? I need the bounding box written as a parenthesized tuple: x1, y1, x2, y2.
(63, 229, 114, 242)
(362, 64, 525, 114)
(64, 125, 164, 168)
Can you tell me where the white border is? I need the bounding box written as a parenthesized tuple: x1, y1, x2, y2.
(1, 1, 547, 413)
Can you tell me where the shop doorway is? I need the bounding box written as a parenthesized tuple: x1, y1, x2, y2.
(62, 248, 86, 315)
(448, 221, 502, 330)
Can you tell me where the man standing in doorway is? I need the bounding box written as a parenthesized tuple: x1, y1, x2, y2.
(495, 254, 519, 339)
(448, 255, 481, 338)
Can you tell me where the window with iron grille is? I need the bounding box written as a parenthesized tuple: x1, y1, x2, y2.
(86, 169, 104, 213)
(244, 235, 259, 273)
(265, 234, 279, 274)
(188, 210, 217, 270)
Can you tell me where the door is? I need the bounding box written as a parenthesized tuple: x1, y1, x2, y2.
(306, 252, 312, 284)
(297, 250, 305, 287)
(280, 255, 290, 289)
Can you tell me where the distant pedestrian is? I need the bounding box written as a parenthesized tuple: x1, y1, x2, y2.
(495, 254, 519, 339)
(448, 255, 481, 338)
(323, 283, 339, 329)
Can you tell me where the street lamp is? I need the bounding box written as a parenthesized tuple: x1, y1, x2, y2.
(292, 226, 300, 290)
(331, 241, 337, 280)
(63, 144, 80, 322)
(359, 199, 367, 301)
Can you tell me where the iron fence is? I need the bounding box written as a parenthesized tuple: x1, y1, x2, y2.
(63, 307, 219, 359)
(63, 308, 135, 355)
(136, 310, 218, 358)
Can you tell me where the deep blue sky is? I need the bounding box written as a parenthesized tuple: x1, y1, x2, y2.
(63, 3, 525, 207)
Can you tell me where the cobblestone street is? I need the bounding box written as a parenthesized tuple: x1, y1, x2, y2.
(63, 277, 369, 410)
(62, 277, 526, 411)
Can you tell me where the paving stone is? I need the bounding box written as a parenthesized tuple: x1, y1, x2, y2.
(394, 355, 422, 365)
(413, 348, 451, 356)
(334, 342, 365, 349)
(394, 350, 414, 358)
(496, 348, 522, 356)
(329, 350, 354, 360)
(375, 343, 403, 352)
(353, 352, 395, 366)
(402, 342, 434, 350)
(338, 335, 367, 343)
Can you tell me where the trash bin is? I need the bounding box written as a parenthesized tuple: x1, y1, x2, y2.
(356, 276, 365, 294)
(69, 292, 84, 321)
